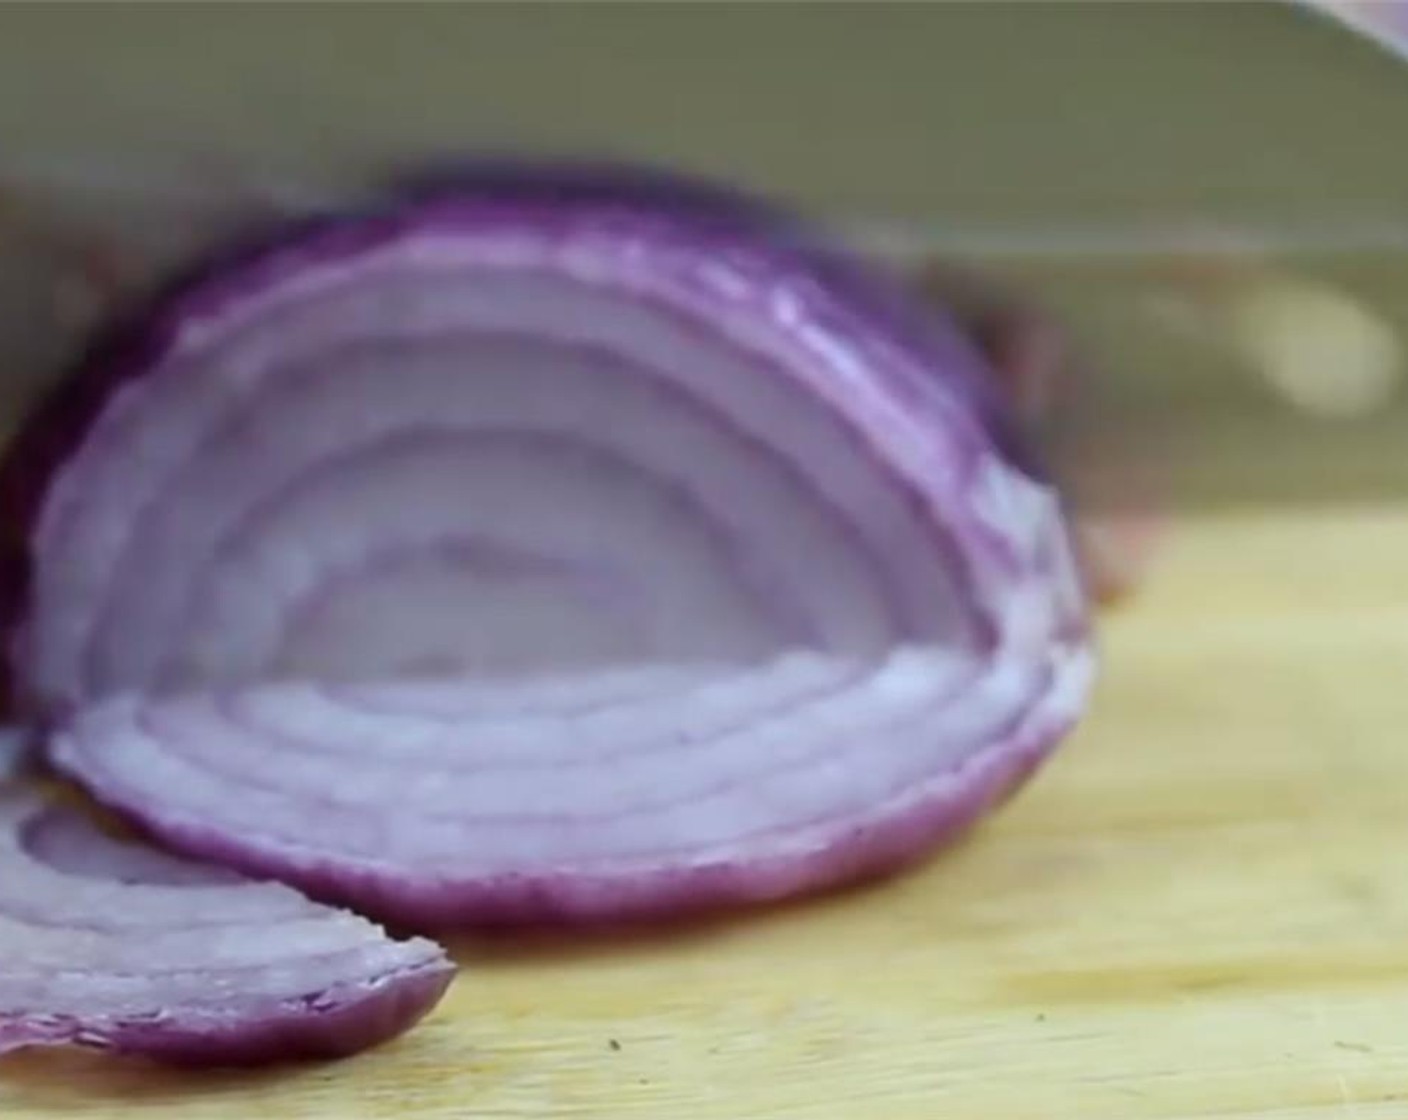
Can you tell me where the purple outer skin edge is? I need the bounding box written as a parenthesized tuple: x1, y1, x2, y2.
(0, 962, 454, 1067)
(390, 160, 1042, 478)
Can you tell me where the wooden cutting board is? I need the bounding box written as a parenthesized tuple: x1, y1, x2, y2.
(3, 505, 1407, 1119)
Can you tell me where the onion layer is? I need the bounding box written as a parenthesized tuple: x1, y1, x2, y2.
(0, 790, 453, 1063)
(17, 177, 1092, 924)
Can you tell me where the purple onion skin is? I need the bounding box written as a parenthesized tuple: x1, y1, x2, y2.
(395, 159, 1045, 478)
(4, 966, 454, 1068)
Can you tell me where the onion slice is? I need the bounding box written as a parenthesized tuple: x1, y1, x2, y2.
(13, 175, 1094, 923)
(0, 789, 453, 1064)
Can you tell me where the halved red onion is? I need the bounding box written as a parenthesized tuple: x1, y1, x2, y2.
(17, 178, 1092, 923)
(0, 789, 453, 1063)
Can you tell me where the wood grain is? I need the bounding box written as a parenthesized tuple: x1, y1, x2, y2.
(4, 506, 1407, 1118)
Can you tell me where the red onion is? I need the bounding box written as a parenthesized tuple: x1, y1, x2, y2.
(0, 789, 453, 1063)
(13, 174, 1092, 925)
